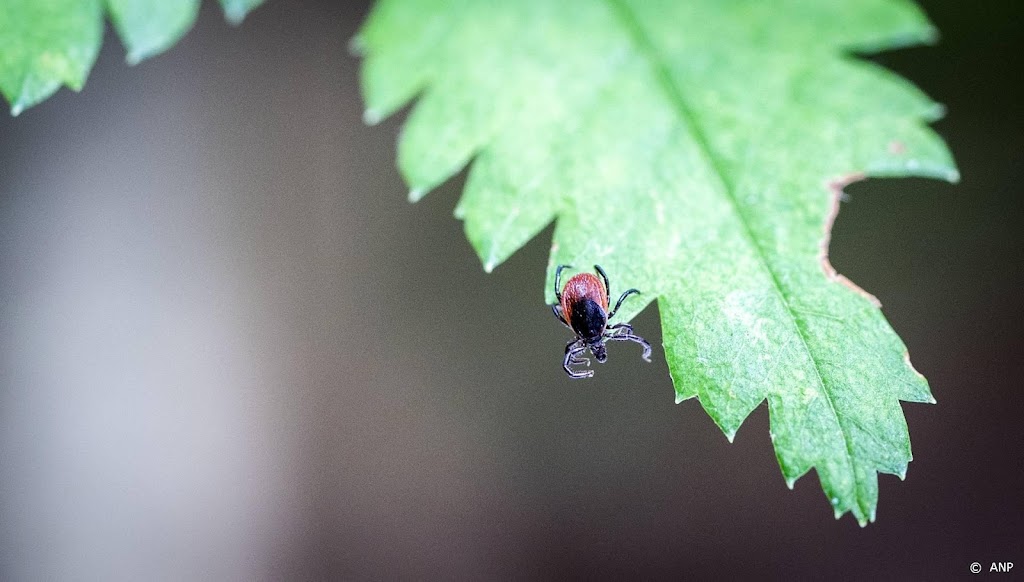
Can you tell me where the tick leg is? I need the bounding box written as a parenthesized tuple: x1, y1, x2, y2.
(608, 288, 640, 320)
(594, 264, 611, 298)
(567, 341, 590, 367)
(554, 265, 572, 302)
(551, 304, 571, 328)
(606, 322, 633, 335)
(564, 341, 593, 378)
(605, 332, 653, 362)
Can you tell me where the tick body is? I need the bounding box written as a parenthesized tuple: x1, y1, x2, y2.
(560, 273, 608, 342)
(551, 265, 652, 378)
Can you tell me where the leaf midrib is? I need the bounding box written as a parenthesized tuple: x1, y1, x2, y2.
(604, 0, 864, 515)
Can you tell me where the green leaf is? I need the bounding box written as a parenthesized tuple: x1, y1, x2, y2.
(0, 0, 265, 114)
(0, 0, 103, 115)
(107, 0, 201, 65)
(357, 0, 957, 525)
(218, 0, 266, 25)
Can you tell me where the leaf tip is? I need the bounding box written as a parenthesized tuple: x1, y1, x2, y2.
(65, 75, 86, 92)
(724, 428, 737, 443)
(927, 101, 947, 120)
(829, 497, 855, 524)
(348, 35, 365, 56)
(902, 351, 934, 400)
(10, 102, 25, 117)
(363, 108, 383, 125)
(125, 51, 144, 66)
(785, 476, 797, 490)
(482, 247, 500, 272)
(222, 2, 259, 26)
(408, 188, 426, 203)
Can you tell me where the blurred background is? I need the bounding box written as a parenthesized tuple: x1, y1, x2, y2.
(0, 0, 1020, 579)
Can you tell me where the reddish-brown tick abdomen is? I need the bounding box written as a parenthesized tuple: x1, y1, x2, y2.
(560, 272, 608, 326)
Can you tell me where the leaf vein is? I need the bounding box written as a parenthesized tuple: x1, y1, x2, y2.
(605, 0, 863, 511)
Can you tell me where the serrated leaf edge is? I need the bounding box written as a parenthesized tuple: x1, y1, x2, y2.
(4, 0, 265, 115)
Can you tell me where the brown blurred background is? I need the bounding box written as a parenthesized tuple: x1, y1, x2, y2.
(0, 1, 1020, 579)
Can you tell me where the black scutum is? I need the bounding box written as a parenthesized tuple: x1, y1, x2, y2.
(570, 298, 606, 341)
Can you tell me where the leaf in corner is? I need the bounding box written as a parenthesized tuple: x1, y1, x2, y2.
(0, 0, 265, 115)
(355, 0, 957, 525)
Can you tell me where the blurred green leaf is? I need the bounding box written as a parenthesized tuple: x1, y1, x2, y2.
(357, 0, 957, 525)
(219, 0, 266, 25)
(107, 0, 200, 65)
(0, 0, 265, 114)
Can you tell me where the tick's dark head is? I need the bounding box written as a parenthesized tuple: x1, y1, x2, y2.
(590, 341, 608, 363)
(568, 298, 607, 342)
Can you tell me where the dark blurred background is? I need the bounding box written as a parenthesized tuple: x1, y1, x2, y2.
(0, 0, 1020, 579)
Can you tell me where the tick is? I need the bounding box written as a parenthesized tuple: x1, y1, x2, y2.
(550, 264, 652, 378)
